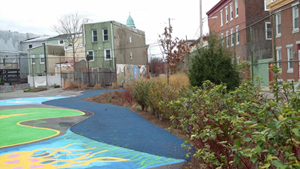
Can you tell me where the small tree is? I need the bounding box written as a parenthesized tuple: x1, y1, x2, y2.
(159, 25, 190, 85)
(149, 57, 165, 76)
(52, 12, 84, 80)
(188, 33, 240, 91)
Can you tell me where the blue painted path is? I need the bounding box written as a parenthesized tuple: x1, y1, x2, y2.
(0, 129, 184, 169)
(0, 96, 69, 106)
(44, 90, 190, 160)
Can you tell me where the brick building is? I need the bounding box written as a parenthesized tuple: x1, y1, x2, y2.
(207, 0, 273, 86)
(268, 0, 300, 82)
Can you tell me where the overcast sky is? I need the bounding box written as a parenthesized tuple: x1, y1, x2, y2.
(0, 0, 220, 57)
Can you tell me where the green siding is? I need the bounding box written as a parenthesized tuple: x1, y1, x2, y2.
(28, 46, 48, 76)
(84, 22, 114, 69)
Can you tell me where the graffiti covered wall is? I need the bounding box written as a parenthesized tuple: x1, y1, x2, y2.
(0, 83, 30, 93)
(116, 64, 146, 84)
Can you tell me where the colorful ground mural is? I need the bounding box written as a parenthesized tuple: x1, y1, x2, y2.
(0, 96, 186, 168)
(117, 64, 146, 84)
(0, 130, 184, 169)
(0, 108, 84, 148)
(0, 97, 69, 106)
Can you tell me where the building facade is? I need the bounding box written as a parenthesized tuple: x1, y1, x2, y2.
(83, 16, 147, 71)
(268, 0, 300, 82)
(0, 30, 39, 78)
(207, 0, 273, 86)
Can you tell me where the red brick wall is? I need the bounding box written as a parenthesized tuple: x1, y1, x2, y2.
(272, 1, 300, 81)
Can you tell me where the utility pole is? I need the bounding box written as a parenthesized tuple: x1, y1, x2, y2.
(167, 18, 171, 86)
(43, 43, 48, 89)
(200, 0, 203, 43)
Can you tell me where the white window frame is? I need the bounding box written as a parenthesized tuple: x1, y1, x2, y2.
(287, 44, 294, 73)
(58, 40, 64, 45)
(220, 10, 223, 26)
(265, 22, 272, 40)
(130, 52, 132, 60)
(92, 30, 97, 42)
(103, 28, 109, 41)
(236, 26, 239, 45)
(230, 3, 233, 21)
(276, 12, 281, 37)
(104, 49, 111, 60)
(39, 54, 45, 64)
(225, 6, 228, 23)
(31, 55, 35, 64)
(235, 0, 239, 18)
(276, 46, 282, 69)
(226, 31, 229, 48)
(221, 33, 224, 46)
(292, 3, 299, 33)
(231, 29, 234, 47)
(87, 50, 94, 62)
(129, 36, 132, 43)
(264, 0, 269, 11)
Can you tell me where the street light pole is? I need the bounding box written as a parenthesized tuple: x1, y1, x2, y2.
(200, 0, 203, 43)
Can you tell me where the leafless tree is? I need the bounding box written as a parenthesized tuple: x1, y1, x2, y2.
(159, 26, 190, 85)
(52, 12, 83, 80)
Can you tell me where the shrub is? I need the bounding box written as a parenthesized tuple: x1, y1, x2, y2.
(131, 80, 153, 111)
(168, 66, 300, 169)
(188, 33, 240, 91)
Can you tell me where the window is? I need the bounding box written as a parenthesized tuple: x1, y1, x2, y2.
(287, 45, 293, 72)
(104, 49, 111, 60)
(29, 44, 32, 49)
(220, 10, 223, 26)
(236, 26, 239, 45)
(226, 31, 229, 47)
(264, 0, 269, 11)
(225, 6, 228, 23)
(87, 50, 94, 61)
(221, 33, 224, 46)
(230, 3, 233, 21)
(276, 47, 282, 68)
(293, 4, 299, 33)
(103, 28, 109, 41)
(235, 0, 239, 18)
(231, 29, 234, 46)
(31, 55, 35, 64)
(129, 36, 132, 43)
(265, 22, 272, 40)
(40, 54, 44, 64)
(130, 52, 132, 60)
(276, 12, 281, 37)
(92, 30, 97, 42)
(59, 40, 64, 45)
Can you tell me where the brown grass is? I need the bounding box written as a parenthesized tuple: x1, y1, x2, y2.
(93, 83, 103, 90)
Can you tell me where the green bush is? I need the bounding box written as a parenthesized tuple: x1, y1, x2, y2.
(188, 33, 240, 91)
(131, 81, 153, 111)
(168, 65, 300, 168)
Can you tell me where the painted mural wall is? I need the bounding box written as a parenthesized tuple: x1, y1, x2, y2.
(116, 64, 146, 84)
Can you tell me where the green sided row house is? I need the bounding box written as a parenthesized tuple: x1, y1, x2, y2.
(83, 15, 147, 84)
(27, 35, 67, 87)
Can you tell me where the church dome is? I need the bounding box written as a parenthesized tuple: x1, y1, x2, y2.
(126, 15, 136, 28)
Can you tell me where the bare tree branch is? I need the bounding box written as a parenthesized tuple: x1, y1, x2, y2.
(52, 12, 84, 81)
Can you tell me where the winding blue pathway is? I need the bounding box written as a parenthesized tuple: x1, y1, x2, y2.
(43, 90, 190, 160)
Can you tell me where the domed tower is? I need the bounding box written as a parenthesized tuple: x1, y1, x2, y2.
(126, 14, 136, 28)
